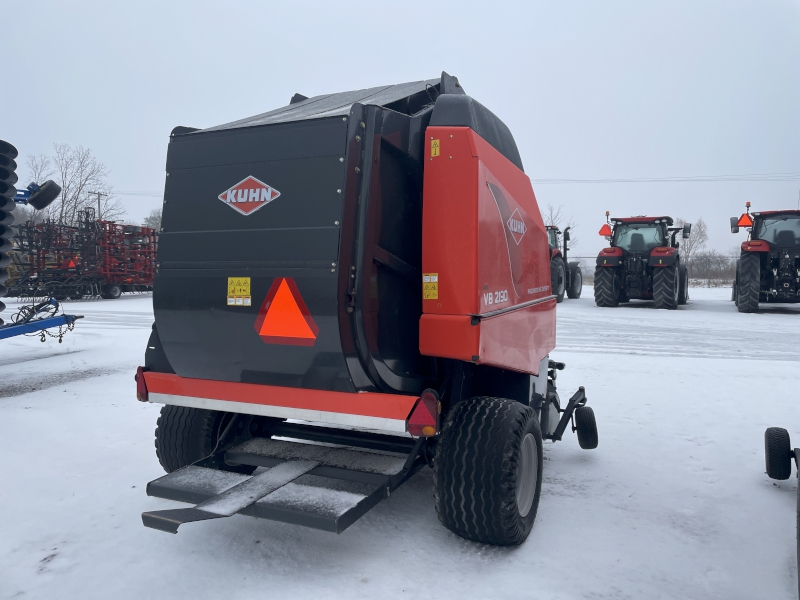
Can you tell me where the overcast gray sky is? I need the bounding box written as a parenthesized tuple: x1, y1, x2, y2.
(4, 0, 798, 256)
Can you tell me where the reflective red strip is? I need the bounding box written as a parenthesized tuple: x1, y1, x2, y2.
(143, 372, 418, 421)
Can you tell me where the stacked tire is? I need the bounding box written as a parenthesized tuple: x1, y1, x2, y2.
(0, 140, 19, 326)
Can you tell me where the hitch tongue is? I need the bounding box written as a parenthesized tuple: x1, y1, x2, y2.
(548, 387, 586, 442)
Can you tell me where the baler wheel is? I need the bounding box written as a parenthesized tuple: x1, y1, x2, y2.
(593, 267, 619, 307)
(653, 263, 679, 309)
(574, 406, 598, 449)
(433, 397, 543, 546)
(551, 256, 566, 303)
(736, 253, 760, 313)
(155, 405, 256, 475)
(764, 427, 792, 481)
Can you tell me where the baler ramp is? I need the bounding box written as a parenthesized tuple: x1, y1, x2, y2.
(143, 436, 424, 534)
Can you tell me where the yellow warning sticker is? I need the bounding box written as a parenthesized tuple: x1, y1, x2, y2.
(227, 277, 251, 307)
(431, 139, 440, 158)
(423, 273, 439, 300)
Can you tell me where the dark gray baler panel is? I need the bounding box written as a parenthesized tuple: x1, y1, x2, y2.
(155, 117, 353, 391)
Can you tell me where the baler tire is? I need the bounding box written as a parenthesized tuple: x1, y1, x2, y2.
(433, 397, 543, 546)
(551, 257, 566, 303)
(765, 427, 792, 481)
(653, 264, 679, 310)
(678, 264, 689, 305)
(155, 405, 256, 475)
(593, 267, 619, 307)
(567, 265, 582, 299)
(575, 406, 598, 450)
(736, 253, 760, 313)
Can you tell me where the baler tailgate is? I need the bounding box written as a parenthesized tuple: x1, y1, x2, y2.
(143, 437, 422, 534)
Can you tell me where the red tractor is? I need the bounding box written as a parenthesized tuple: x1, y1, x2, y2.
(546, 225, 582, 302)
(731, 203, 800, 312)
(594, 213, 690, 309)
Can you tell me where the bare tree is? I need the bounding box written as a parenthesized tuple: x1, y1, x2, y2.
(676, 217, 708, 274)
(143, 208, 162, 230)
(543, 203, 578, 248)
(31, 144, 126, 225)
(24, 154, 54, 187)
(14, 155, 57, 224)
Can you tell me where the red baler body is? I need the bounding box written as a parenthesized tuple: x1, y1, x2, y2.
(420, 127, 556, 375)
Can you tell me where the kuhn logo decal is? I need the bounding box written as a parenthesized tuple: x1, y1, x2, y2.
(218, 176, 280, 216)
(505, 208, 527, 244)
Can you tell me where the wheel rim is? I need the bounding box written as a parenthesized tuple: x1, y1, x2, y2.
(558, 266, 565, 294)
(575, 272, 582, 294)
(516, 433, 538, 517)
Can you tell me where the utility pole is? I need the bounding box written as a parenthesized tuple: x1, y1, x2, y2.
(88, 191, 108, 219)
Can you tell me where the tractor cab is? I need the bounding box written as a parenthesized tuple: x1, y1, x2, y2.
(612, 221, 667, 254)
(546, 225, 561, 256)
(731, 203, 800, 311)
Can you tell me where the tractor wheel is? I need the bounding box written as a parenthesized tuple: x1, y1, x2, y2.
(574, 406, 598, 449)
(155, 405, 256, 475)
(678, 264, 689, 305)
(736, 253, 760, 313)
(765, 427, 793, 481)
(434, 397, 543, 546)
(653, 264, 679, 309)
(551, 256, 566, 303)
(102, 283, 122, 300)
(593, 267, 619, 307)
(567, 264, 583, 299)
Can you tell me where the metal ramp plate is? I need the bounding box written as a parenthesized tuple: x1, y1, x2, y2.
(144, 437, 419, 534)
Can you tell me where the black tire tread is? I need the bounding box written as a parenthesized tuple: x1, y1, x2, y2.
(593, 267, 619, 307)
(764, 427, 792, 480)
(433, 397, 542, 546)
(155, 405, 223, 473)
(567, 265, 582, 299)
(575, 406, 598, 449)
(551, 256, 566, 303)
(653, 264, 679, 310)
(737, 253, 760, 313)
(678, 264, 689, 305)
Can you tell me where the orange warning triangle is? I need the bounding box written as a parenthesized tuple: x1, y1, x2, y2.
(254, 278, 319, 346)
(737, 213, 753, 227)
(67, 259, 76, 268)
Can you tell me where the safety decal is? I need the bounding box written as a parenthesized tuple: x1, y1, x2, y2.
(430, 139, 440, 158)
(227, 277, 251, 306)
(254, 278, 319, 346)
(423, 273, 439, 300)
(218, 176, 281, 216)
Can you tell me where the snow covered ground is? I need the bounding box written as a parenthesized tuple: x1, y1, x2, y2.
(2, 288, 799, 599)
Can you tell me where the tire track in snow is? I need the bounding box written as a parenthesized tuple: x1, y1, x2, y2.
(0, 367, 128, 398)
